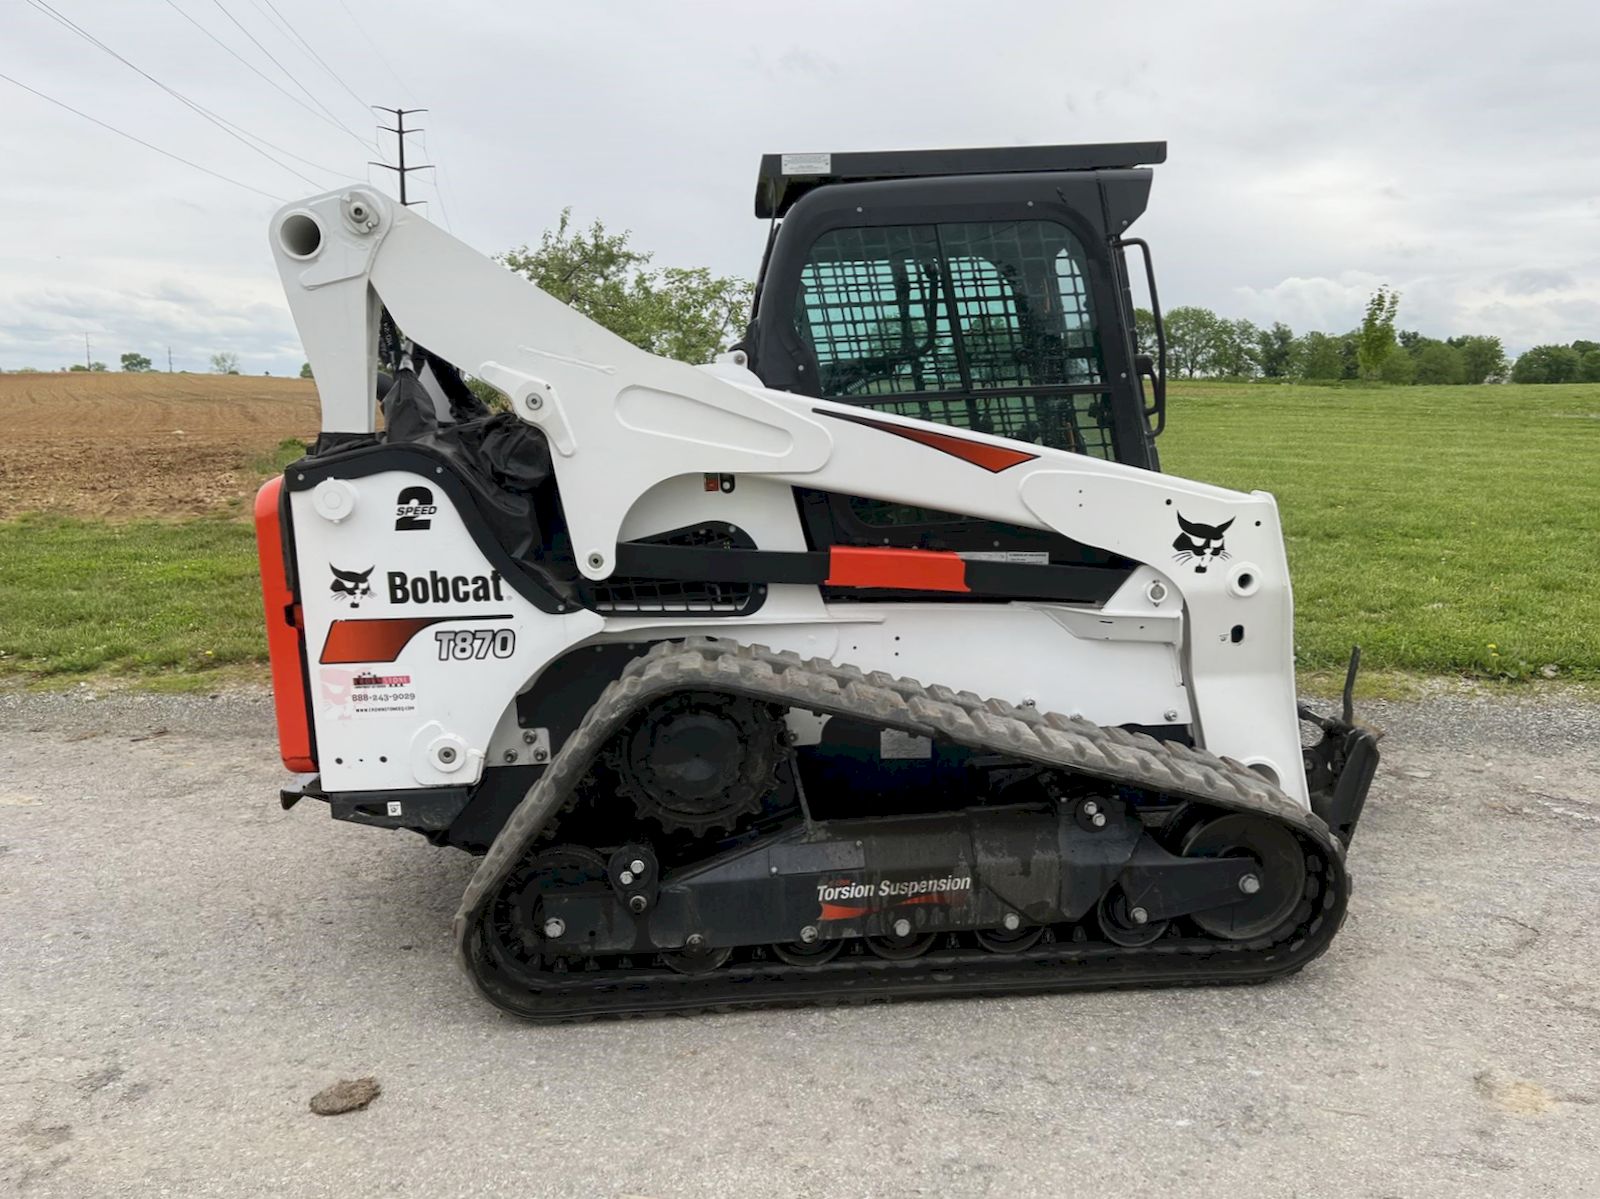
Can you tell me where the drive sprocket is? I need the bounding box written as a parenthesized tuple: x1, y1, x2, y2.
(607, 690, 786, 836)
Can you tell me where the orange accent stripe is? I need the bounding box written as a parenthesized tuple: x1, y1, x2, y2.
(826, 546, 969, 593)
(821, 409, 1039, 473)
(254, 478, 316, 773)
(320, 617, 448, 665)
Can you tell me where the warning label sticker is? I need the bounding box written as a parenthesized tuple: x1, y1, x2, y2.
(781, 152, 832, 176)
(958, 551, 1050, 565)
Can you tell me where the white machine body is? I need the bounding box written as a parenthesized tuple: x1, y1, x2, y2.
(269, 189, 1305, 806)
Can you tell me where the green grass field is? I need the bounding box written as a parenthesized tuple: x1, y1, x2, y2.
(1, 382, 1596, 686)
(1160, 382, 1600, 681)
(0, 517, 263, 679)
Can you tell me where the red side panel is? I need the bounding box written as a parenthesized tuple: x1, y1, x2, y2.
(254, 477, 316, 772)
(320, 616, 449, 665)
(820, 409, 1040, 473)
(825, 546, 969, 592)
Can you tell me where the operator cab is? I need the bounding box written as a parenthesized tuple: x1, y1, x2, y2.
(738, 142, 1169, 575)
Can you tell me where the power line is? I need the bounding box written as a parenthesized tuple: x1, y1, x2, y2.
(250, 0, 371, 115)
(163, 0, 375, 155)
(25, 0, 326, 189)
(331, 0, 413, 101)
(0, 70, 282, 201)
(206, 106, 347, 179)
(207, 0, 381, 156)
(414, 128, 454, 232)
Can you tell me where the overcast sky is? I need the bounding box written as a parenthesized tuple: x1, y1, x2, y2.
(1, 0, 1597, 375)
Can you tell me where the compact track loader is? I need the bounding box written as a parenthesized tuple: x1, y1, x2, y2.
(258, 142, 1380, 1020)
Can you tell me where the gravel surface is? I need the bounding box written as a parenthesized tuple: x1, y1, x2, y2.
(2, 686, 1598, 1197)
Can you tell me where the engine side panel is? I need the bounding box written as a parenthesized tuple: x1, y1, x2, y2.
(289, 467, 602, 793)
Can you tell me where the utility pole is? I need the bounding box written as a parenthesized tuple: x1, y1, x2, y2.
(84, 332, 91, 371)
(370, 107, 433, 207)
(167, 346, 173, 373)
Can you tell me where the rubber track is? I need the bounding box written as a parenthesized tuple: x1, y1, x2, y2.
(453, 638, 1350, 1021)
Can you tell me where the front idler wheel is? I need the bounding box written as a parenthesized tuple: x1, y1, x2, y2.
(1180, 813, 1306, 941)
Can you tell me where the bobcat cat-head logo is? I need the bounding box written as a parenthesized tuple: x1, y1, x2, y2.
(329, 564, 374, 607)
(1172, 513, 1233, 574)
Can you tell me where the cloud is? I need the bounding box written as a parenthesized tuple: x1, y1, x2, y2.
(1230, 274, 1383, 335)
(0, 275, 297, 373)
(1, 0, 1596, 376)
(1493, 268, 1578, 296)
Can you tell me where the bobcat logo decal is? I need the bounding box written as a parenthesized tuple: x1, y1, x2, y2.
(1172, 514, 1233, 574)
(329, 564, 374, 607)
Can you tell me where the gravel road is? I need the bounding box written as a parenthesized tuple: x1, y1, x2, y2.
(2, 686, 1597, 1198)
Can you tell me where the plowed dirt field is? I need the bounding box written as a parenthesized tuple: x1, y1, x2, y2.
(0, 372, 319, 518)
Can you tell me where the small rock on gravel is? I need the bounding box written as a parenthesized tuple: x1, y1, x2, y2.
(309, 1077, 381, 1116)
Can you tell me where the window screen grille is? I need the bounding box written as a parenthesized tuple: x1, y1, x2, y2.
(794, 219, 1115, 461)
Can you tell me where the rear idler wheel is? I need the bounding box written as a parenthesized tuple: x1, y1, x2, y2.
(505, 845, 609, 960)
(1097, 890, 1169, 947)
(1180, 813, 1306, 941)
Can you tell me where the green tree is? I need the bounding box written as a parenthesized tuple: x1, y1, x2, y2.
(120, 352, 152, 372)
(1578, 350, 1600, 383)
(500, 208, 754, 364)
(210, 352, 240, 375)
(1411, 341, 1466, 385)
(1342, 332, 1366, 379)
(1356, 285, 1401, 380)
(1295, 331, 1344, 380)
(69, 361, 108, 372)
(1210, 318, 1260, 378)
(1163, 306, 1227, 378)
(1255, 321, 1296, 378)
(1132, 307, 1158, 356)
(1525, 346, 1578, 382)
(299, 362, 313, 379)
(1378, 347, 1416, 384)
(1448, 335, 1507, 384)
(1511, 345, 1581, 383)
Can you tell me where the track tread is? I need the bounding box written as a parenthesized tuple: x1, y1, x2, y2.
(454, 638, 1349, 1021)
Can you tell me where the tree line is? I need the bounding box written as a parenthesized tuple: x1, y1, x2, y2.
(1137, 286, 1598, 385)
(7, 234, 1592, 389)
(9, 351, 259, 375)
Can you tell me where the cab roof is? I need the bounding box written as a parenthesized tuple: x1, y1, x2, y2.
(754, 141, 1167, 218)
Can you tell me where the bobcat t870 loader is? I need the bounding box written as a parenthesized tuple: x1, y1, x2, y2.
(258, 142, 1380, 1020)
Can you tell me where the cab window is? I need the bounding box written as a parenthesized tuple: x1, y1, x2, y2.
(794, 219, 1114, 461)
